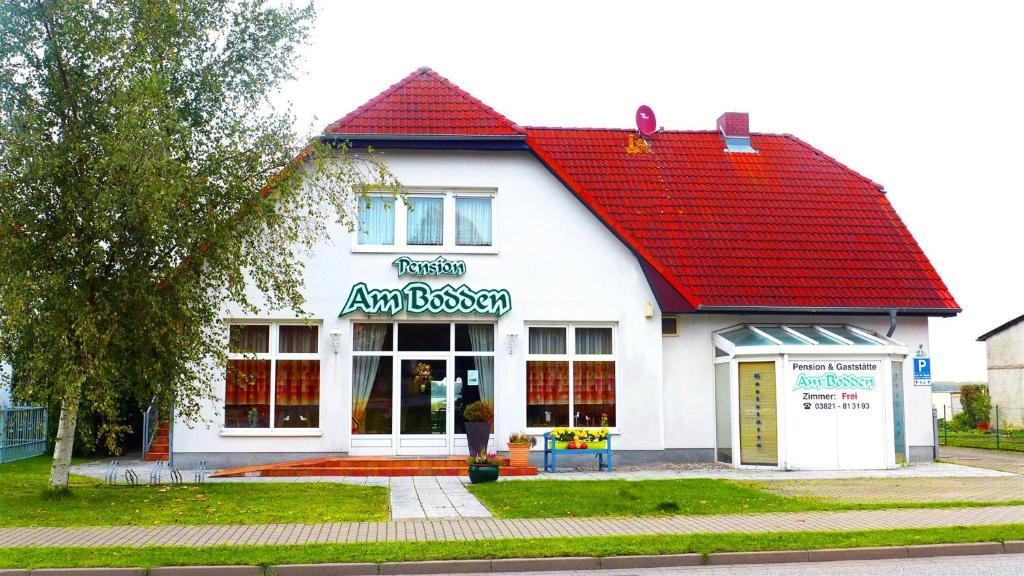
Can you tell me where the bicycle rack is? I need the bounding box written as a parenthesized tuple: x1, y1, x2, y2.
(104, 460, 118, 485)
(169, 467, 183, 485)
(194, 460, 208, 484)
(125, 468, 138, 486)
(148, 460, 164, 485)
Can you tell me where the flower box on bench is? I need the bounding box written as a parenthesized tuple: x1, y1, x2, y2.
(543, 432, 613, 472)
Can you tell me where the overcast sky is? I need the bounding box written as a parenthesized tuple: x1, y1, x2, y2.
(277, 1, 1021, 382)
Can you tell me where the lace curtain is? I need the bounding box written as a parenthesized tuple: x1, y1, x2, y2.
(279, 325, 318, 353)
(407, 197, 443, 245)
(357, 197, 394, 245)
(575, 327, 612, 355)
(529, 327, 566, 354)
(455, 197, 492, 246)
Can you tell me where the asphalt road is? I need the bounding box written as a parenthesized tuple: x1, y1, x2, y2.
(488, 554, 1024, 575)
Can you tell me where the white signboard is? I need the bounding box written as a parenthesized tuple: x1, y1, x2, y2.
(784, 359, 889, 470)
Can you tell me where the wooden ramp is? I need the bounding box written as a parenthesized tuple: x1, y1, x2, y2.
(212, 456, 538, 478)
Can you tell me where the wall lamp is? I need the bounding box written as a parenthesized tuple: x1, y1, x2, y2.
(506, 332, 519, 355)
(329, 329, 343, 354)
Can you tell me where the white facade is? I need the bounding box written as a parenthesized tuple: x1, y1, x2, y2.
(172, 149, 936, 469)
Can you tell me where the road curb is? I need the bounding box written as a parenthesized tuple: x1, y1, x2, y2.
(599, 553, 703, 569)
(9, 542, 1024, 574)
(906, 541, 1005, 558)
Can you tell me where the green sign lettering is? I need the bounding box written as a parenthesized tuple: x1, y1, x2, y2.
(793, 372, 876, 391)
(392, 256, 466, 278)
(340, 282, 511, 317)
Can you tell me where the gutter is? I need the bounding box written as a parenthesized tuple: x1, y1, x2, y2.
(320, 133, 530, 151)
(690, 305, 961, 318)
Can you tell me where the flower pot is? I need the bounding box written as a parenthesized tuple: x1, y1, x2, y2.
(508, 443, 531, 467)
(464, 421, 491, 457)
(468, 464, 499, 484)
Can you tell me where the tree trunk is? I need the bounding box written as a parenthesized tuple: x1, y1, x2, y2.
(48, 383, 82, 491)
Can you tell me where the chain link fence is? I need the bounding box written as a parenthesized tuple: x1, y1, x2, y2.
(937, 403, 1024, 452)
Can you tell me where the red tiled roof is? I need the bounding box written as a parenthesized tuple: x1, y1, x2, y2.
(526, 128, 958, 312)
(324, 69, 959, 314)
(325, 67, 523, 136)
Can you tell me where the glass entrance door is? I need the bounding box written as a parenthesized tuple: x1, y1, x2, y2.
(350, 322, 495, 456)
(396, 356, 450, 455)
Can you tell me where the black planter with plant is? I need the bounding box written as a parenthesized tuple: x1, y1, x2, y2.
(467, 453, 501, 484)
(463, 401, 493, 457)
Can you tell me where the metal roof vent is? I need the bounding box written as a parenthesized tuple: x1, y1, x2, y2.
(717, 112, 756, 153)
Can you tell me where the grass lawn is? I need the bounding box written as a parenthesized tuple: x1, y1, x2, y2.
(1, 524, 1022, 568)
(467, 478, 1024, 518)
(0, 457, 388, 527)
(940, 430, 1024, 452)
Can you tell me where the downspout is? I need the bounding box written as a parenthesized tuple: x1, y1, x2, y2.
(887, 310, 898, 337)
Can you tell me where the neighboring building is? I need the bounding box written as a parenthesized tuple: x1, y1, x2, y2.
(930, 381, 973, 420)
(172, 67, 960, 471)
(978, 314, 1024, 426)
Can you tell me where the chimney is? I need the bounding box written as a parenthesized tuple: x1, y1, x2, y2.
(716, 112, 755, 152)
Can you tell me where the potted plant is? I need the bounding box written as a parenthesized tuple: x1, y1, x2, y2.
(463, 401, 493, 457)
(507, 431, 536, 467)
(467, 452, 501, 484)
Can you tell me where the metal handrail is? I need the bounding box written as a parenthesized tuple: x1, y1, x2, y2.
(142, 403, 159, 456)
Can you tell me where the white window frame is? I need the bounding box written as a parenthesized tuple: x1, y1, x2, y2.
(352, 188, 498, 254)
(525, 322, 618, 433)
(223, 321, 322, 432)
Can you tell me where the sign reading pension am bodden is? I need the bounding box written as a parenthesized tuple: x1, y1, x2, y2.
(339, 256, 512, 317)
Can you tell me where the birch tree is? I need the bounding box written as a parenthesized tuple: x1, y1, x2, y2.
(0, 0, 398, 489)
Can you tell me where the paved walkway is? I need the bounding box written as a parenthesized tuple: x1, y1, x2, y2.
(389, 476, 492, 519)
(1, 505, 1022, 548)
(939, 445, 1024, 474)
(757, 475, 1024, 503)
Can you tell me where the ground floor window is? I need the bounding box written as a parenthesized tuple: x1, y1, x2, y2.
(351, 322, 495, 435)
(526, 324, 616, 428)
(224, 322, 320, 429)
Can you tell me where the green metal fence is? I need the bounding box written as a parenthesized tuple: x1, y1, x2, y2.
(938, 404, 1024, 452)
(0, 406, 48, 463)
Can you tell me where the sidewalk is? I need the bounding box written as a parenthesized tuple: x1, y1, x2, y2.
(2, 505, 1023, 549)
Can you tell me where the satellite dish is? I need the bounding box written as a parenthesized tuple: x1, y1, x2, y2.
(635, 105, 657, 136)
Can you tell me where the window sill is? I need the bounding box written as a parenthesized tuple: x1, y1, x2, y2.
(350, 245, 498, 255)
(219, 429, 322, 438)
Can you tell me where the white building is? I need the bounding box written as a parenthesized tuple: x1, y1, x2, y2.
(978, 314, 1024, 426)
(172, 68, 959, 471)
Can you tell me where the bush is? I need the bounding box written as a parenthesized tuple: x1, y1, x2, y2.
(959, 384, 992, 429)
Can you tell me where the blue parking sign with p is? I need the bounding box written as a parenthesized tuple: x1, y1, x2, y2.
(913, 357, 931, 384)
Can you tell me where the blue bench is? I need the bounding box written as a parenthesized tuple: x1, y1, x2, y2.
(542, 432, 613, 472)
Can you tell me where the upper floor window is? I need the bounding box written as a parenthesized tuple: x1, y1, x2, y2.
(354, 190, 495, 252)
(357, 196, 395, 246)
